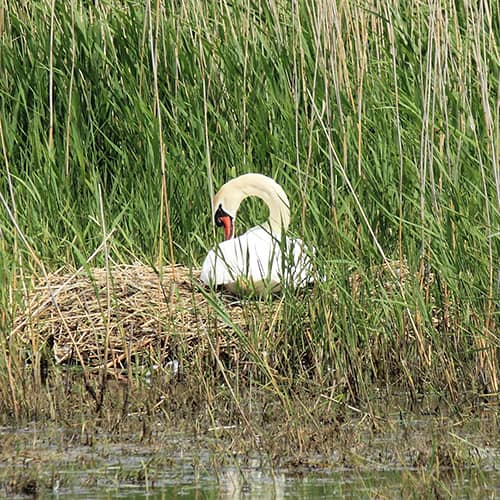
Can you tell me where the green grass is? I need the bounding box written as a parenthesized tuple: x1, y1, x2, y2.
(0, 0, 498, 422)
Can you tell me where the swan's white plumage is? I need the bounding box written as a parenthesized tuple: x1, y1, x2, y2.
(200, 173, 314, 295)
(200, 226, 313, 294)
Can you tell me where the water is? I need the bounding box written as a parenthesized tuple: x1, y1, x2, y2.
(1, 415, 498, 499)
(38, 462, 500, 499)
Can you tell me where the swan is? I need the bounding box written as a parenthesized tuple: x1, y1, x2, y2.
(200, 173, 313, 295)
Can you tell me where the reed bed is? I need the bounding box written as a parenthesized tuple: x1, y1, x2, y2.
(0, 0, 498, 425)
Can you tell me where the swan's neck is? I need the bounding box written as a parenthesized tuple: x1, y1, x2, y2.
(214, 174, 290, 235)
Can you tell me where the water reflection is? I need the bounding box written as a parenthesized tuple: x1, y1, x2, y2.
(1, 413, 498, 499)
(217, 461, 285, 499)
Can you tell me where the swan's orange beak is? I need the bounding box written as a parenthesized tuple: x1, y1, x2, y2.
(219, 215, 233, 240)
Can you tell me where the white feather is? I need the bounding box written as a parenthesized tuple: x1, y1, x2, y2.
(200, 226, 313, 294)
(199, 173, 314, 295)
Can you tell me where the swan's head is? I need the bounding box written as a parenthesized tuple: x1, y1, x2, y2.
(212, 173, 291, 240)
(213, 202, 235, 240)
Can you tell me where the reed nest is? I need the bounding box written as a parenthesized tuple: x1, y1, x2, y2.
(13, 264, 267, 376)
(12, 259, 434, 378)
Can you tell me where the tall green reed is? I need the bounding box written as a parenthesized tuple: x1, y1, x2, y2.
(0, 0, 498, 414)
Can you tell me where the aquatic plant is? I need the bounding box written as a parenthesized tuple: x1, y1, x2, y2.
(0, 0, 498, 426)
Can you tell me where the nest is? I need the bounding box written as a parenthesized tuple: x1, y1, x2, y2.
(12, 259, 438, 379)
(12, 264, 257, 375)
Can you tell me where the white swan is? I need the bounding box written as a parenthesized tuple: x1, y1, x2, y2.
(200, 173, 313, 294)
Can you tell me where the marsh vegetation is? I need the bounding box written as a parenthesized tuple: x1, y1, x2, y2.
(0, 0, 498, 496)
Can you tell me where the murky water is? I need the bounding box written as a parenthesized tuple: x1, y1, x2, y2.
(1, 415, 498, 498)
(40, 467, 498, 499)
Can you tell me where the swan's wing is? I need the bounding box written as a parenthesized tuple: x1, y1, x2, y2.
(200, 228, 281, 290)
(201, 226, 317, 292)
(200, 246, 240, 286)
(200, 236, 255, 287)
(242, 229, 282, 284)
(199, 249, 216, 285)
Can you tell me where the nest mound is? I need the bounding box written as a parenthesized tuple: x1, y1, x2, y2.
(13, 264, 256, 375)
(12, 259, 432, 379)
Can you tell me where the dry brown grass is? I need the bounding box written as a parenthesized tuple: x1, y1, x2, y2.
(10, 260, 434, 374)
(11, 264, 261, 377)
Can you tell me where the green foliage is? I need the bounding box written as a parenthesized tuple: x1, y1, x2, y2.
(0, 0, 498, 407)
